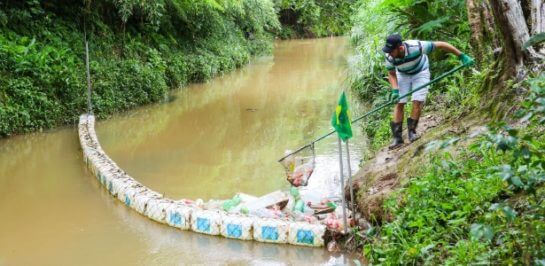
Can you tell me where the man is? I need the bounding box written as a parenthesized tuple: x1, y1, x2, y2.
(382, 33, 474, 150)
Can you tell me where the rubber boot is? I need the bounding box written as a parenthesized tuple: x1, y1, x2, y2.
(407, 117, 420, 142)
(388, 121, 404, 150)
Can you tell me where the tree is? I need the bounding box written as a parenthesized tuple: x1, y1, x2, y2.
(466, 0, 544, 115)
(490, 0, 544, 76)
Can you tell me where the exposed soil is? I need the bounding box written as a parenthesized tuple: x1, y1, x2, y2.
(351, 114, 443, 223)
(348, 113, 487, 224)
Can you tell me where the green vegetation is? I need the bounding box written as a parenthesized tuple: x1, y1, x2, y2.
(349, 0, 545, 263)
(0, 0, 279, 136)
(362, 74, 545, 264)
(0, 0, 357, 137)
(349, 0, 483, 153)
(274, 0, 355, 39)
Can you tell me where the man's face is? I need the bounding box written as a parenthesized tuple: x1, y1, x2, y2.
(389, 45, 403, 58)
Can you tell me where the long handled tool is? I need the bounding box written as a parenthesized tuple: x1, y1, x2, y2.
(278, 64, 468, 163)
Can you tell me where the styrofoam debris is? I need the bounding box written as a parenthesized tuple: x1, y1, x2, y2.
(242, 190, 288, 213)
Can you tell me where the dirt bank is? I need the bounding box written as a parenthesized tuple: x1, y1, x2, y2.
(349, 113, 485, 224)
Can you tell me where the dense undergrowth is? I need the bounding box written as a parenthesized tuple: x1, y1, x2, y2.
(0, 0, 279, 136)
(274, 0, 355, 39)
(361, 74, 545, 264)
(349, 0, 545, 264)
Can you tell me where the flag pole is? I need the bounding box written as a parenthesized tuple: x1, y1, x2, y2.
(345, 140, 355, 221)
(337, 136, 348, 233)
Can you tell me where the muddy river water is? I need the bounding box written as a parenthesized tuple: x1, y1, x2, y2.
(0, 38, 364, 265)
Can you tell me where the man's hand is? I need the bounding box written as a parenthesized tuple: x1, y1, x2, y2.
(459, 53, 475, 67)
(388, 88, 400, 103)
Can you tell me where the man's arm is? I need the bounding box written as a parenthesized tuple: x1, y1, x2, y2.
(387, 70, 399, 88)
(432, 41, 462, 56)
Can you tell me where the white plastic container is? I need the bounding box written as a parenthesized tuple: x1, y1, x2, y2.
(287, 222, 325, 247)
(191, 210, 222, 235)
(252, 218, 289, 244)
(165, 203, 193, 230)
(145, 198, 174, 224)
(220, 214, 254, 240)
(133, 190, 163, 215)
(116, 184, 146, 207)
(109, 176, 134, 197)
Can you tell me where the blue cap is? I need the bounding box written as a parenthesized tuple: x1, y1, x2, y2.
(382, 34, 403, 53)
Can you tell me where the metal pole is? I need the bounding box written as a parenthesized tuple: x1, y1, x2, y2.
(84, 23, 93, 115)
(345, 140, 355, 219)
(337, 136, 348, 233)
(278, 64, 467, 162)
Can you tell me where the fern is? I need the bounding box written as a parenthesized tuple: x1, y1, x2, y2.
(415, 16, 449, 34)
(523, 32, 545, 50)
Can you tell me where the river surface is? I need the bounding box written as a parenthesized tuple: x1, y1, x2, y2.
(0, 37, 364, 265)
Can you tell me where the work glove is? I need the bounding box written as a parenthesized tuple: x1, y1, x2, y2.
(459, 53, 475, 67)
(388, 88, 400, 103)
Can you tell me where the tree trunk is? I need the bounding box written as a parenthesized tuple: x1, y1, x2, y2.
(530, 0, 545, 54)
(491, 0, 529, 73)
(490, 0, 544, 78)
(466, 0, 499, 62)
(467, 0, 483, 54)
(465, 0, 544, 116)
(530, 0, 545, 35)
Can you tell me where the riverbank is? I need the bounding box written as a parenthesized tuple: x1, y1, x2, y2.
(0, 1, 279, 137)
(345, 75, 545, 263)
(0, 1, 357, 138)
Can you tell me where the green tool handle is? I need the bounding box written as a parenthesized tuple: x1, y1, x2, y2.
(278, 64, 467, 162)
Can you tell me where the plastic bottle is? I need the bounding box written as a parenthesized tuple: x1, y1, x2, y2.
(222, 195, 241, 211)
(294, 199, 305, 212)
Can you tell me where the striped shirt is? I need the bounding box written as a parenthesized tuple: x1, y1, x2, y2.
(384, 40, 435, 75)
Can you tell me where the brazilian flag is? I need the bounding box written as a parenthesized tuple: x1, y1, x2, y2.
(331, 91, 352, 141)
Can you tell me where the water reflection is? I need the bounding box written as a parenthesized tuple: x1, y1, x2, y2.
(97, 37, 364, 201)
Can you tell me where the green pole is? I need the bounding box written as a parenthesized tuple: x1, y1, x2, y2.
(278, 64, 467, 162)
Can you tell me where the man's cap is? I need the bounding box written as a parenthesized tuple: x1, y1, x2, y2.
(382, 34, 403, 53)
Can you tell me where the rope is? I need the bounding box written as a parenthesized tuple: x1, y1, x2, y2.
(278, 64, 468, 162)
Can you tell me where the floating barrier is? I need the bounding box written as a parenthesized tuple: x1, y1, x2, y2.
(78, 114, 326, 247)
(288, 222, 326, 247)
(166, 203, 193, 230)
(133, 190, 163, 215)
(191, 209, 222, 235)
(221, 214, 254, 240)
(145, 198, 174, 224)
(253, 218, 289, 244)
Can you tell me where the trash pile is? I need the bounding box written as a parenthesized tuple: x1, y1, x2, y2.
(194, 187, 352, 232)
(79, 114, 353, 248)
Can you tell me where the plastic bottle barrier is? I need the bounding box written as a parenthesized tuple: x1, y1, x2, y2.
(221, 214, 253, 240)
(288, 222, 325, 247)
(252, 218, 289, 244)
(191, 210, 222, 235)
(145, 198, 175, 224)
(133, 190, 163, 215)
(78, 114, 325, 247)
(166, 203, 193, 230)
